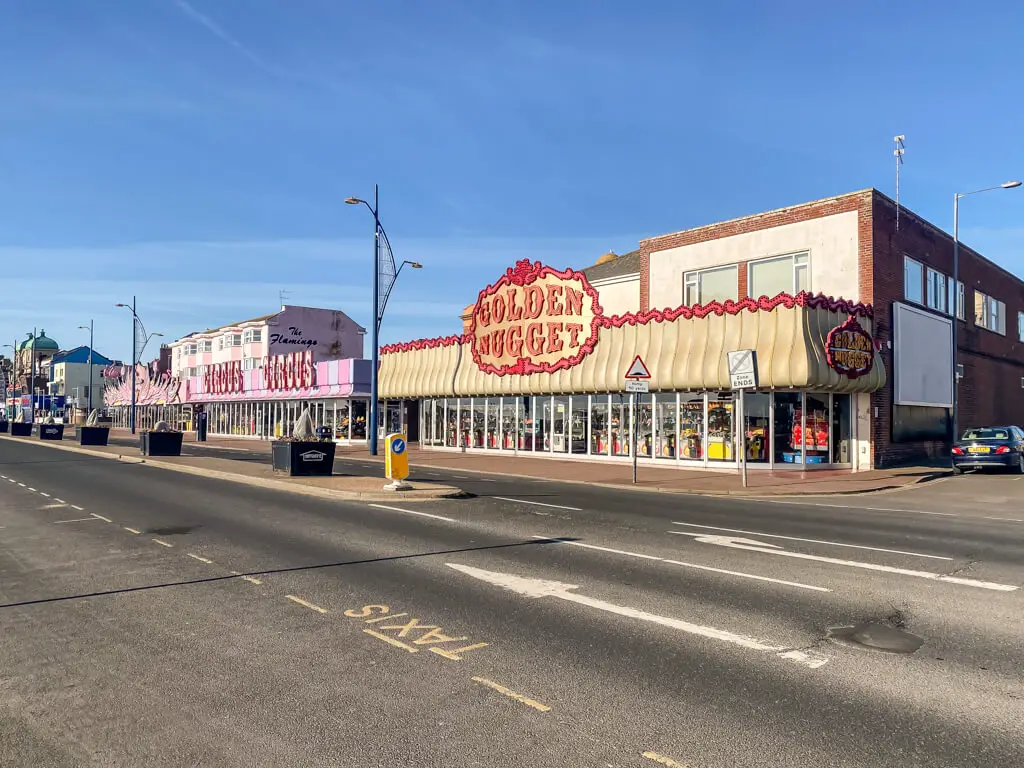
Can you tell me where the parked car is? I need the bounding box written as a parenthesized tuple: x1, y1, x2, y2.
(951, 426, 1024, 474)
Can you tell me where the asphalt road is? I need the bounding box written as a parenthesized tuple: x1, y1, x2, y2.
(2, 438, 1022, 767)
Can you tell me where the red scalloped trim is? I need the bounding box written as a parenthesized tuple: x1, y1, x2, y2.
(467, 260, 605, 376)
(825, 316, 875, 379)
(598, 291, 872, 328)
(379, 334, 467, 355)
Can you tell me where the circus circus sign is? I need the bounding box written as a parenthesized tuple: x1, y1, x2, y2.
(470, 259, 603, 376)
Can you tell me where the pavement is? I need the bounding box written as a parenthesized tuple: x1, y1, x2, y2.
(108, 428, 951, 497)
(0, 435, 1022, 767)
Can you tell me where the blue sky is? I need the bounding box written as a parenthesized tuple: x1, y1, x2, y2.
(1, 0, 1022, 362)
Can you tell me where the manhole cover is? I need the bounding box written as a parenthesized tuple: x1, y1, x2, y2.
(828, 621, 924, 654)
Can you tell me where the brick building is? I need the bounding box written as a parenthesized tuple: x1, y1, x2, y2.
(376, 188, 1023, 471)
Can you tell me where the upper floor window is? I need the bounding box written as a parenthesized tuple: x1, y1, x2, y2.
(683, 265, 738, 306)
(243, 329, 263, 344)
(925, 268, 947, 313)
(904, 257, 924, 304)
(242, 357, 261, 371)
(1018, 311, 1024, 342)
(947, 280, 965, 320)
(199, 340, 212, 353)
(747, 252, 809, 299)
(183, 343, 197, 355)
(974, 290, 1006, 335)
(229, 333, 243, 347)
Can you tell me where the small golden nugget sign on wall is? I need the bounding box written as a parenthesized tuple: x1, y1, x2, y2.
(826, 316, 875, 379)
(471, 259, 603, 376)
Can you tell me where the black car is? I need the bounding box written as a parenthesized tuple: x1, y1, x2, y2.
(951, 426, 1024, 474)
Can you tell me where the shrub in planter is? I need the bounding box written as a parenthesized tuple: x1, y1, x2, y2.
(79, 409, 110, 446)
(11, 412, 31, 436)
(140, 420, 183, 457)
(271, 408, 336, 477)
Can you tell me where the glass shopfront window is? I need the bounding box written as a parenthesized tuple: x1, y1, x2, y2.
(679, 394, 704, 460)
(351, 399, 367, 439)
(655, 393, 677, 459)
(773, 392, 802, 464)
(520, 397, 538, 451)
(501, 397, 518, 449)
(536, 396, 552, 452)
(611, 395, 630, 456)
(742, 393, 771, 463)
(706, 395, 734, 462)
(804, 394, 830, 464)
(832, 393, 852, 464)
(471, 399, 485, 448)
(432, 400, 445, 446)
(550, 396, 569, 453)
(591, 395, 609, 455)
(444, 400, 458, 446)
(569, 396, 588, 454)
(485, 398, 500, 449)
(636, 395, 653, 457)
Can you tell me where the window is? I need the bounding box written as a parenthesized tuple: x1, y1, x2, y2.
(904, 257, 924, 304)
(748, 252, 809, 299)
(926, 268, 946, 313)
(974, 290, 1006, 334)
(1019, 311, 1024, 342)
(216, 337, 224, 351)
(183, 343, 197, 355)
(947, 280, 965, 320)
(242, 357, 261, 370)
(683, 265, 738, 305)
(243, 329, 263, 344)
(229, 333, 243, 347)
(199, 340, 212, 353)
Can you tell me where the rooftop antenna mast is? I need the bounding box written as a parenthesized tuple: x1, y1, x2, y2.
(279, 288, 291, 308)
(894, 135, 905, 231)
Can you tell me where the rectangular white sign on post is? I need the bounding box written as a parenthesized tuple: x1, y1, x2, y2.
(625, 379, 649, 394)
(727, 349, 758, 390)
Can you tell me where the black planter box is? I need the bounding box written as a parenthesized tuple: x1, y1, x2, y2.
(11, 423, 32, 437)
(271, 440, 336, 476)
(39, 424, 64, 441)
(140, 431, 183, 457)
(0, 422, 8, 434)
(79, 426, 110, 446)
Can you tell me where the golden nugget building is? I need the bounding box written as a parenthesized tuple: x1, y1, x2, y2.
(379, 252, 884, 472)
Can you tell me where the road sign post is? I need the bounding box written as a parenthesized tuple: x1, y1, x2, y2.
(727, 350, 758, 489)
(385, 432, 411, 490)
(624, 355, 651, 485)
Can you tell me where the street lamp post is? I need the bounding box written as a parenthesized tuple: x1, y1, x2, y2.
(78, 320, 94, 413)
(115, 298, 161, 434)
(345, 185, 423, 456)
(951, 180, 1021, 460)
(2, 342, 15, 421)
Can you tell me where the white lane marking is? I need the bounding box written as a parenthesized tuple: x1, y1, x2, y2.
(670, 522, 952, 560)
(367, 503, 455, 522)
(761, 499, 962, 517)
(478, 479, 496, 483)
(16, 482, 25, 487)
(152, 538, 173, 548)
(914, 511, 956, 517)
(187, 553, 213, 564)
(39, 492, 49, 497)
(453, 475, 469, 479)
(90, 513, 113, 523)
(70, 505, 84, 511)
(40, 503, 68, 509)
(27, 487, 37, 492)
(447, 563, 828, 668)
(984, 516, 1024, 522)
(54, 517, 100, 524)
(493, 496, 581, 511)
(54, 498, 65, 503)
(669, 532, 1018, 592)
(531, 536, 829, 592)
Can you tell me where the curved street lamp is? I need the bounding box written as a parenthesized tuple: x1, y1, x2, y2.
(115, 299, 162, 434)
(950, 180, 1021, 458)
(345, 185, 423, 456)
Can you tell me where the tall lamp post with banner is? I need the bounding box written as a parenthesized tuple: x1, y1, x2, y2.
(345, 185, 423, 456)
(115, 298, 162, 434)
(623, 355, 651, 484)
(727, 349, 758, 488)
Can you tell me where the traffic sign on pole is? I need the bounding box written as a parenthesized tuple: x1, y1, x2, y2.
(624, 355, 651, 379)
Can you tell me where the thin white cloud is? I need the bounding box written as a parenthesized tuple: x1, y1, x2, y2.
(172, 0, 266, 69)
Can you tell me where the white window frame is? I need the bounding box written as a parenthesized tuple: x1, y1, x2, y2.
(947, 280, 965, 320)
(747, 251, 810, 299)
(183, 343, 197, 355)
(925, 268, 947, 313)
(229, 333, 243, 347)
(243, 328, 263, 344)
(1019, 311, 1024, 342)
(974, 290, 1006, 335)
(904, 256, 924, 304)
(199, 340, 212, 353)
(683, 264, 739, 306)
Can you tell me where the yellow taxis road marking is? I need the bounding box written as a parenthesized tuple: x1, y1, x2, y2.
(187, 553, 213, 564)
(152, 538, 173, 548)
(642, 752, 689, 767)
(470, 677, 550, 713)
(363, 629, 418, 652)
(90, 513, 112, 523)
(286, 595, 327, 614)
(124, 527, 142, 534)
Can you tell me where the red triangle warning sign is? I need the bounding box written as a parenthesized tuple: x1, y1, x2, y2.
(624, 355, 651, 379)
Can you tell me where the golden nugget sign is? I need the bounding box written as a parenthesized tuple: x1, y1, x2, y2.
(203, 350, 315, 394)
(826, 317, 874, 379)
(471, 259, 603, 376)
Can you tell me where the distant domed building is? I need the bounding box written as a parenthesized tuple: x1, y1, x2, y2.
(15, 330, 61, 395)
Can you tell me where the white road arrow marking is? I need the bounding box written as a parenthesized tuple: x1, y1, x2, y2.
(446, 562, 828, 669)
(668, 532, 1017, 592)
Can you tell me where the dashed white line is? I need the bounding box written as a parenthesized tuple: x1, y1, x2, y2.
(54, 498, 65, 504)
(187, 553, 213, 564)
(367, 503, 456, 522)
(669, 522, 952, 560)
(70, 505, 84, 511)
(39, 492, 50, 497)
(54, 517, 100, 524)
(16, 482, 24, 487)
(152, 538, 173, 548)
(124, 527, 142, 534)
(7, 479, 15, 483)
(90, 513, 113, 523)
(493, 496, 581, 511)
(532, 537, 829, 592)
(983, 516, 1024, 522)
(286, 595, 327, 613)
